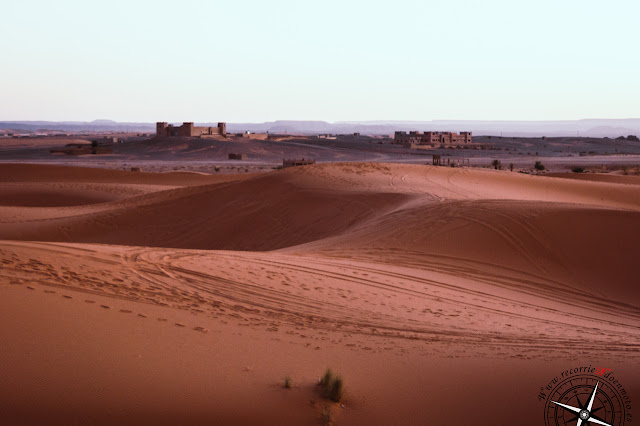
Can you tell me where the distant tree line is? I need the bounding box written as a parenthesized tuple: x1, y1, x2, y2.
(616, 135, 639, 142)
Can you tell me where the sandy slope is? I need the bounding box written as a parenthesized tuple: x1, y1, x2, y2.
(0, 163, 639, 424)
(0, 163, 250, 185)
(546, 172, 640, 185)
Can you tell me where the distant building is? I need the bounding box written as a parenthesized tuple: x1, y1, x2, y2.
(99, 136, 122, 144)
(283, 158, 316, 168)
(156, 122, 226, 137)
(50, 144, 113, 156)
(228, 153, 248, 160)
(394, 131, 472, 147)
(89, 136, 122, 145)
(394, 131, 422, 146)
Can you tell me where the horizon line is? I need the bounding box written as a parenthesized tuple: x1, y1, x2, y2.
(2, 118, 640, 124)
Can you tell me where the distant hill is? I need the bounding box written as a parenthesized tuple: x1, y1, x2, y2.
(1, 118, 639, 137)
(0, 121, 155, 133)
(211, 119, 640, 137)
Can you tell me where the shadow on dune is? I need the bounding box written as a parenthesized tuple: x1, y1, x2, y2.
(1, 163, 639, 303)
(0, 170, 409, 251)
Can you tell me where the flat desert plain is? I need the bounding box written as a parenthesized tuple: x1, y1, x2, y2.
(0, 163, 639, 424)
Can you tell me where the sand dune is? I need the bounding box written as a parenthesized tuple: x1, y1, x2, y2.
(0, 163, 248, 186)
(1, 163, 638, 424)
(1, 163, 638, 248)
(0, 183, 131, 207)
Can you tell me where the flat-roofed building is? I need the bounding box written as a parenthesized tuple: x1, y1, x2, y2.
(156, 122, 226, 137)
(394, 131, 472, 147)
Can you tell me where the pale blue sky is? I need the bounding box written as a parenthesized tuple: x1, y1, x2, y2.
(1, 0, 638, 122)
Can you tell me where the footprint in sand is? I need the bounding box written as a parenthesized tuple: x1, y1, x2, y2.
(137, 314, 147, 318)
(175, 323, 186, 328)
(119, 309, 132, 314)
(193, 326, 208, 333)
(62, 295, 72, 299)
(157, 318, 167, 322)
(26, 286, 35, 290)
(85, 300, 96, 304)
(100, 305, 110, 309)
(44, 290, 56, 294)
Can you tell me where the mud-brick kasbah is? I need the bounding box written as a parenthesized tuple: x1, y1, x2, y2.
(156, 122, 227, 137)
(394, 131, 472, 147)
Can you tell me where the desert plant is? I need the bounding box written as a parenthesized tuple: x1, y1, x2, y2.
(491, 159, 502, 170)
(509, 163, 514, 171)
(214, 166, 220, 172)
(320, 368, 343, 402)
(571, 167, 584, 173)
(321, 369, 333, 388)
(327, 376, 344, 402)
(534, 161, 545, 171)
(284, 376, 292, 389)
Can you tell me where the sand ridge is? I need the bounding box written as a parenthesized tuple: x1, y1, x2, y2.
(0, 162, 638, 246)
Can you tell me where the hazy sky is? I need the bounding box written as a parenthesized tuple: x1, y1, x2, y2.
(1, 0, 638, 122)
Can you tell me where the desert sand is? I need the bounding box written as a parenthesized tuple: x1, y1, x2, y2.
(0, 162, 638, 424)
